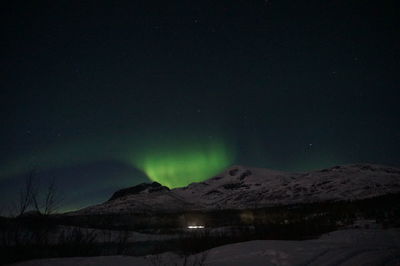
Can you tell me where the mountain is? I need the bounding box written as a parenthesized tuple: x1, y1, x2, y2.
(108, 182, 170, 201)
(72, 164, 400, 215)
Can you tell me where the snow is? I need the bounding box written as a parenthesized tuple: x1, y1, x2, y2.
(10, 256, 147, 266)
(71, 164, 400, 215)
(13, 164, 400, 265)
(11, 228, 400, 266)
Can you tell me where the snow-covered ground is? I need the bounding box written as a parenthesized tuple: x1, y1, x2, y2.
(73, 164, 400, 215)
(11, 228, 400, 266)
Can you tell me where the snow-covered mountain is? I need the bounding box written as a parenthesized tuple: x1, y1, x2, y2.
(72, 164, 400, 215)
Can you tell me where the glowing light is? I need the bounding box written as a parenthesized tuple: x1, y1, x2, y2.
(132, 138, 234, 188)
(187, 225, 205, 229)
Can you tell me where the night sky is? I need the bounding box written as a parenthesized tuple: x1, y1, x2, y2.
(1, 0, 399, 211)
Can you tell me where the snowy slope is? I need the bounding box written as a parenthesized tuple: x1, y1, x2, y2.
(12, 228, 400, 266)
(72, 164, 400, 215)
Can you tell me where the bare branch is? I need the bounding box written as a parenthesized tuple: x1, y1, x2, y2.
(17, 170, 63, 216)
(18, 170, 37, 216)
(43, 177, 61, 215)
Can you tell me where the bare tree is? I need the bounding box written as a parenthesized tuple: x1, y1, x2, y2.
(18, 170, 38, 216)
(16, 170, 62, 216)
(33, 176, 62, 215)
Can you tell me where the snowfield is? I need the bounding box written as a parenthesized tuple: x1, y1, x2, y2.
(12, 228, 400, 266)
(72, 164, 400, 215)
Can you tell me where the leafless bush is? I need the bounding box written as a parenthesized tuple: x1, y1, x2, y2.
(15, 170, 63, 217)
(146, 251, 208, 266)
(182, 251, 208, 266)
(56, 227, 98, 257)
(113, 229, 131, 254)
(33, 176, 62, 215)
(17, 170, 38, 216)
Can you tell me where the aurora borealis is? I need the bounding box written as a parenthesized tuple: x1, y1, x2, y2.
(133, 138, 234, 188)
(0, 131, 234, 188)
(1, 0, 399, 211)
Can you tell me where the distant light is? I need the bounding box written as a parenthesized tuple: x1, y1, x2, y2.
(187, 225, 205, 229)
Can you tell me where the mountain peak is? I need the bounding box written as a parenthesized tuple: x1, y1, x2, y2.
(108, 181, 169, 201)
(74, 163, 400, 215)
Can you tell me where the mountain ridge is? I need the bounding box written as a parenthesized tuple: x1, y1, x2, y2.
(71, 163, 400, 215)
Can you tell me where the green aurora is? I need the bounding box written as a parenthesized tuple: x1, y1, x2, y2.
(1, 131, 235, 189)
(132, 139, 235, 188)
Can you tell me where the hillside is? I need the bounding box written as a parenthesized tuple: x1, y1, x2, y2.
(72, 164, 400, 215)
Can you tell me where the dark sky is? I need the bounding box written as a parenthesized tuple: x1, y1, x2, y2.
(1, 0, 399, 211)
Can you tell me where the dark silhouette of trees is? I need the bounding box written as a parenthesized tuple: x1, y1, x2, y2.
(17, 170, 62, 216)
(18, 170, 38, 216)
